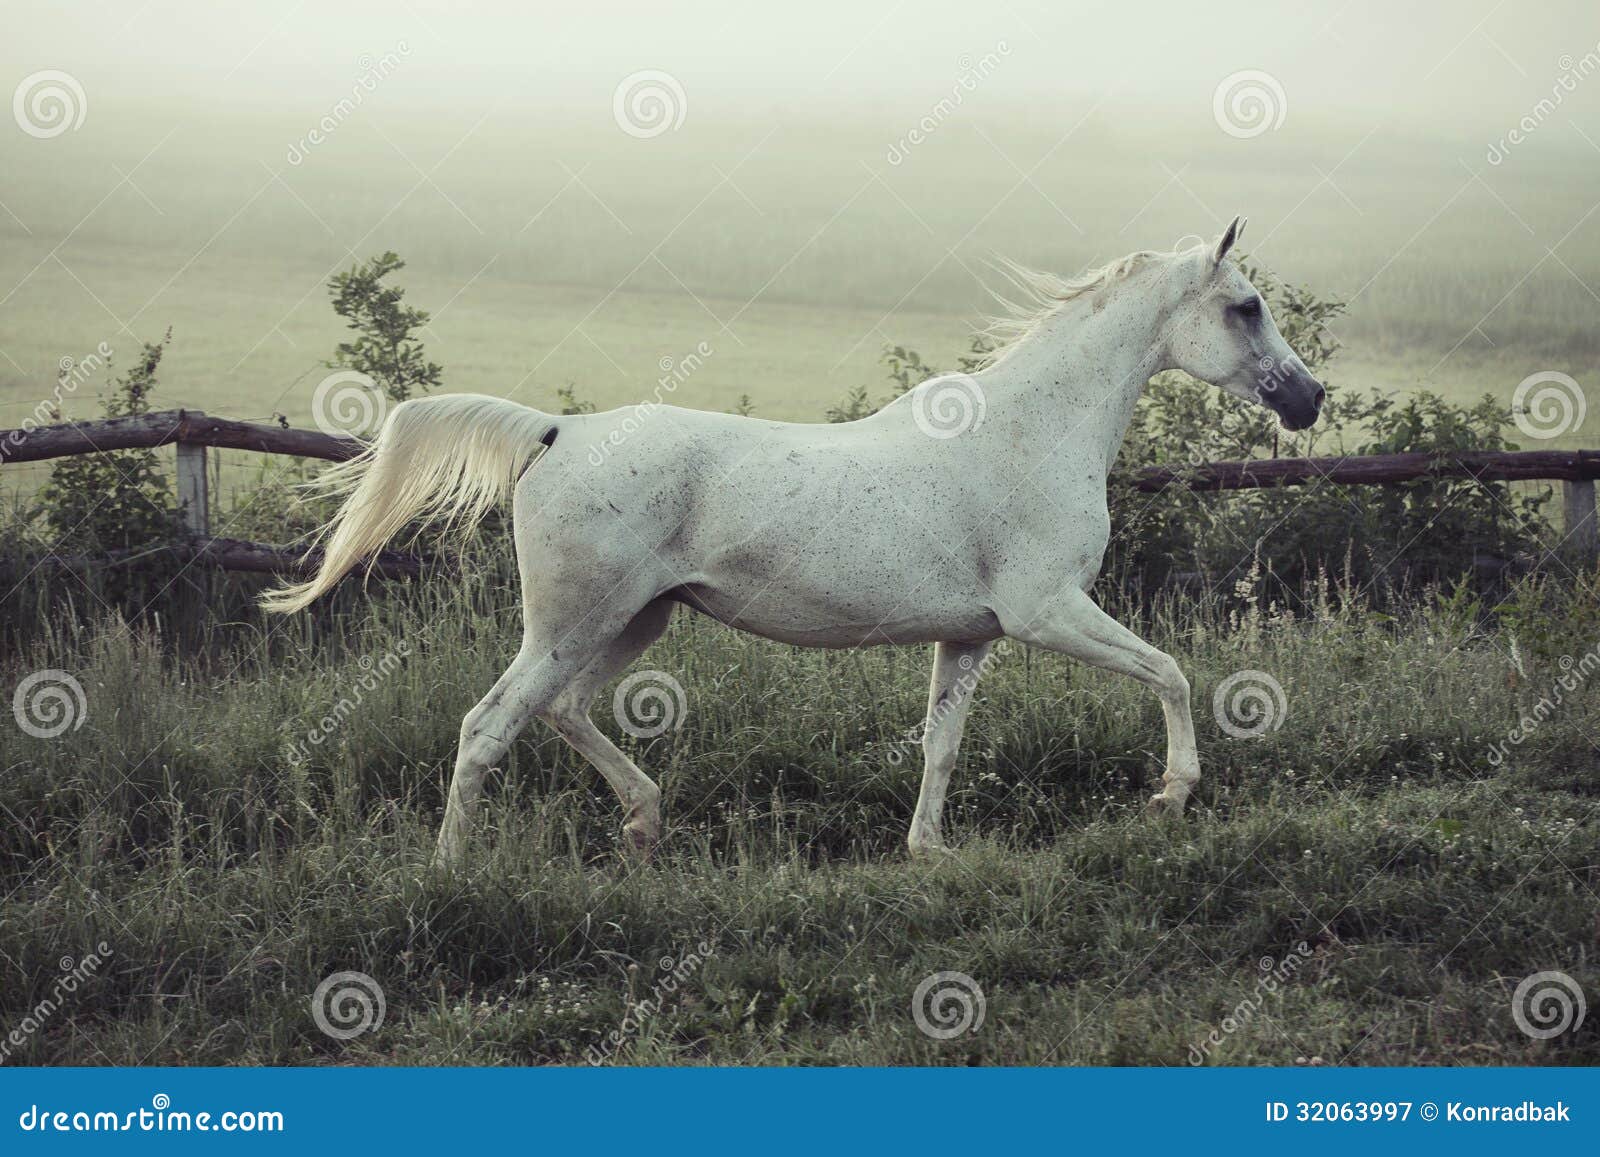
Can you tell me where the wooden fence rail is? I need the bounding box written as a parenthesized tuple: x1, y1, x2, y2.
(2, 408, 1597, 573)
(0, 409, 362, 465)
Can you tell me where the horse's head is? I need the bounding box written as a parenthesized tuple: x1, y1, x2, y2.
(1163, 216, 1324, 431)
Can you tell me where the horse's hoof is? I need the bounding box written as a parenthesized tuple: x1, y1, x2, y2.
(1145, 792, 1186, 819)
(624, 823, 659, 860)
(907, 839, 954, 860)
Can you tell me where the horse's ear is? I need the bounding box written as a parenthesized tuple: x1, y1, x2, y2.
(1213, 215, 1246, 265)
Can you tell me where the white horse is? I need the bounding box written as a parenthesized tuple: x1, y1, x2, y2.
(264, 217, 1323, 866)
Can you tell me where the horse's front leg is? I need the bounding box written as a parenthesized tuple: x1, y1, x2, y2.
(1000, 587, 1199, 816)
(907, 640, 994, 856)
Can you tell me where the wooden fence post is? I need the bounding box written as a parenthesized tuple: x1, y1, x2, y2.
(1564, 478, 1598, 562)
(176, 439, 209, 537)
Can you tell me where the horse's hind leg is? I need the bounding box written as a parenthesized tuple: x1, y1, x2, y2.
(1000, 587, 1199, 816)
(539, 600, 675, 856)
(908, 640, 993, 857)
(434, 639, 590, 868)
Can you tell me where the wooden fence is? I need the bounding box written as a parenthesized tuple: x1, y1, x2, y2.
(2, 408, 1597, 573)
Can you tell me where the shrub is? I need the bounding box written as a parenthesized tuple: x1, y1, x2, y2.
(12, 332, 187, 614)
(38, 331, 182, 557)
(327, 251, 442, 403)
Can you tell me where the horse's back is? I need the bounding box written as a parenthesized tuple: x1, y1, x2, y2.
(515, 404, 1005, 645)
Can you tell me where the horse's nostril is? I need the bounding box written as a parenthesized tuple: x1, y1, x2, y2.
(1313, 386, 1326, 408)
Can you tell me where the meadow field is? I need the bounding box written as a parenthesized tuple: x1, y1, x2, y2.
(1, 563, 1598, 1066)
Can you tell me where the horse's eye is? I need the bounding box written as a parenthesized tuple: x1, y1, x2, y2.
(1236, 298, 1262, 319)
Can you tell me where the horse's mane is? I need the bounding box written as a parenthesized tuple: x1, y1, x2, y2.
(980, 245, 1191, 364)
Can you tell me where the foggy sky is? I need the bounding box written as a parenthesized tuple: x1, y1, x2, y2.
(5, 0, 1599, 134)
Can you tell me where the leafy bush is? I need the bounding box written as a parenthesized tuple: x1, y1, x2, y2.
(555, 384, 596, 415)
(19, 332, 187, 612)
(327, 251, 442, 403)
(39, 332, 182, 557)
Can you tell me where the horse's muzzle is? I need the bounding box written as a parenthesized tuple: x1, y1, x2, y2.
(1262, 365, 1325, 431)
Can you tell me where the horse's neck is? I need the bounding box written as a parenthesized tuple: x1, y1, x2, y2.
(987, 290, 1170, 474)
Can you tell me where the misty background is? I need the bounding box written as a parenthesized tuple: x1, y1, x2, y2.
(2, 0, 1597, 424)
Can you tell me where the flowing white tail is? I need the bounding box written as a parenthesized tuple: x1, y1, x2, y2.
(259, 394, 554, 614)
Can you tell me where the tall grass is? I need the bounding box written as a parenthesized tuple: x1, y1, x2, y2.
(1, 559, 1596, 1065)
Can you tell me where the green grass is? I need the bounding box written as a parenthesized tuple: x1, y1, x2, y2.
(2, 567, 1597, 1066)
